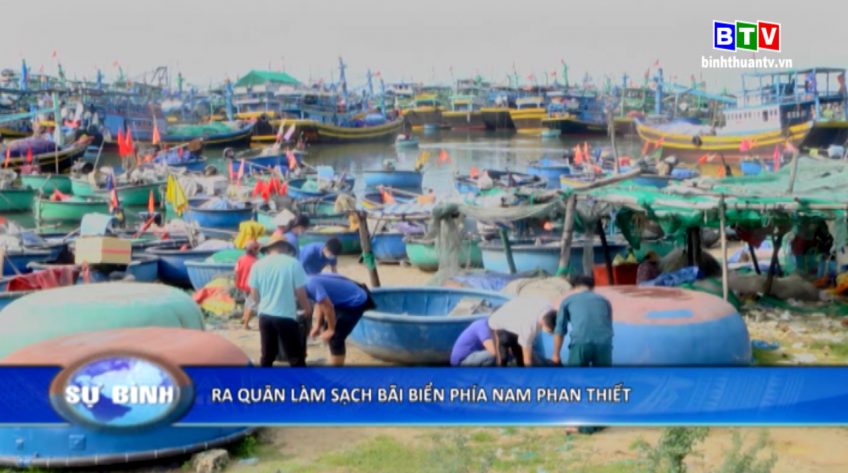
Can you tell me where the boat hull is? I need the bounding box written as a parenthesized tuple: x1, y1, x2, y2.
(480, 240, 627, 275)
(371, 233, 408, 262)
(1, 250, 54, 276)
(35, 198, 109, 223)
(527, 161, 572, 189)
(349, 287, 510, 364)
(441, 111, 484, 130)
(480, 108, 514, 130)
(185, 206, 254, 231)
(508, 108, 546, 133)
(0, 188, 35, 213)
(312, 118, 404, 144)
(69, 179, 162, 206)
(404, 239, 482, 272)
(542, 116, 607, 134)
(144, 248, 220, 287)
(19, 174, 72, 194)
(0, 138, 90, 173)
(403, 108, 442, 128)
(161, 123, 254, 147)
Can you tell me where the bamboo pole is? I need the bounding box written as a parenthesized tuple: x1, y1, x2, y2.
(557, 194, 578, 275)
(764, 232, 784, 296)
(786, 148, 801, 194)
(54, 142, 59, 174)
(355, 210, 381, 287)
(498, 227, 517, 274)
(596, 220, 614, 284)
(608, 110, 619, 175)
(719, 196, 729, 301)
(748, 242, 762, 275)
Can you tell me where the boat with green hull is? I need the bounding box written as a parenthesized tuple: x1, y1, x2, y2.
(35, 197, 110, 223)
(20, 174, 72, 194)
(70, 178, 163, 206)
(0, 187, 36, 212)
(404, 238, 482, 272)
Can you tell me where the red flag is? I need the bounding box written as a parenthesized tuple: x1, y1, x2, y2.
(151, 120, 161, 145)
(147, 189, 155, 214)
(438, 149, 450, 163)
(739, 139, 752, 152)
(573, 145, 583, 164)
(228, 161, 235, 181)
(125, 127, 134, 154)
(252, 179, 263, 197)
(279, 181, 288, 196)
(268, 177, 279, 195)
(261, 180, 272, 201)
(117, 128, 126, 156)
(582, 142, 590, 162)
(381, 188, 396, 204)
(26, 148, 33, 163)
(237, 159, 245, 184)
(641, 140, 650, 156)
(177, 147, 184, 158)
(698, 154, 710, 164)
(287, 150, 298, 169)
(3, 148, 9, 168)
(772, 145, 782, 171)
(469, 166, 479, 178)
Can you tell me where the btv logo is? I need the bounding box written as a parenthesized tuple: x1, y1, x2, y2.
(713, 21, 781, 52)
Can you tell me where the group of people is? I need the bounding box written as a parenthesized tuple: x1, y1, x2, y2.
(450, 274, 614, 368)
(233, 214, 367, 367)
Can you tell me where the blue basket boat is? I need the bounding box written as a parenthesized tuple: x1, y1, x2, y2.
(144, 247, 221, 287)
(534, 286, 751, 366)
(184, 260, 236, 290)
(286, 176, 356, 200)
(454, 169, 546, 195)
(527, 159, 572, 189)
(363, 169, 423, 191)
(349, 287, 510, 364)
(479, 239, 627, 275)
(185, 203, 254, 231)
(371, 233, 409, 262)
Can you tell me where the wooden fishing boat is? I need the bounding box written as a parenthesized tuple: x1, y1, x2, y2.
(160, 122, 254, 147)
(527, 159, 572, 189)
(508, 97, 546, 134)
(70, 178, 163, 206)
(404, 238, 482, 272)
(363, 169, 423, 191)
(0, 322, 249, 467)
(0, 187, 36, 212)
(35, 196, 109, 223)
(479, 238, 628, 275)
(0, 136, 92, 172)
(441, 95, 484, 130)
(535, 286, 751, 366)
(19, 174, 72, 194)
(348, 287, 510, 364)
(480, 107, 514, 130)
(299, 225, 361, 254)
(312, 117, 404, 143)
(184, 202, 254, 231)
(402, 95, 443, 129)
(454, 169, 546, 195)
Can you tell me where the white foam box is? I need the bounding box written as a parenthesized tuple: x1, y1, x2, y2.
(74, 237, 132, 265)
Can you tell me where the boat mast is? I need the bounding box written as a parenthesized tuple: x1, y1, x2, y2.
(654, 68, 664, 116)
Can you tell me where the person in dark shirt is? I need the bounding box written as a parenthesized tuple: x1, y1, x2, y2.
(304, 274, 374, 366)
(552, 274, 614, 367)
(299, 238, 342, 275)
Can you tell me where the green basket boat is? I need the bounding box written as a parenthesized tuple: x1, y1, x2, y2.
(0, 187, 36, 212)
(70, 178, 163, 206)
(35, 196, 110, 223)
(257, 208, 348, 232)
(404, 238, 483, 272)
(20, 174, 72, 194)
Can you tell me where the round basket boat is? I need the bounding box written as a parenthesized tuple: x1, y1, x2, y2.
(349, 287, 510, 364)
(534, 286, 752, 366)
(0, 282, 204, 359)
(0, 327, 250, 468)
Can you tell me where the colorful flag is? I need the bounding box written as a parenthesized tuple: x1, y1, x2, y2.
(116, 128, 125, 156)
(147, 189, 155, 214)
(3, 148, 9, 168)
(125, 127, 134, 155)
(26, 148, 33, 163)
(438, 149, 450, 163)
(381, 187, 396, 204)
(469, 166, 480, 178)
(573, 145, 583, 164)
(287, 150, 298, 169)
(106, 173, 120, 211)
(275, 119, 287, 142)
(165, 174, 188, 216)
(772, 145, 782, 172)
(283, 123, 297, 141)
(237, 159, 246, 184)
(582, 142, 590, 162)
(151, 120, 161, 145)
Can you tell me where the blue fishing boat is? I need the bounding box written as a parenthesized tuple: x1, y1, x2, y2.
(363, 169, 423, 191)
(184, 202, 254, 231)
(527, 159, 573, 189)
(349, 287, 510, 364)
(144, 246, 222, 287)
(160, 122, 255, 147)
(185, 260, 236, 291)
(454, 169, 545, 195)
(479, 239, 627, 275)
(1, 249, 54, 276)
(286, 176, 355, 200)
(153, 149, 208, 172)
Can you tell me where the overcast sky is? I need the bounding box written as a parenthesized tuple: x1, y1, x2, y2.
(3, 0, 844, 93)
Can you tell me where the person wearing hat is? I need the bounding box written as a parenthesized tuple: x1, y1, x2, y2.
(248, 235, 313, 367)
(271, 212, 311, 258)
(238, 240, 261, 329)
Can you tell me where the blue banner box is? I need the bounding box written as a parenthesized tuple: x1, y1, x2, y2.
(2, 367, 847, 426)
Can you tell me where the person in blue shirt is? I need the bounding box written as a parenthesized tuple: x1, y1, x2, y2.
(449, 318, 496, 366)
(552, 274, 614, 367)
(304, 274, 374, 366)
(283, 214, 310, 257)
(298, 238, 342, 275)
(248, 235, 313, 367)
